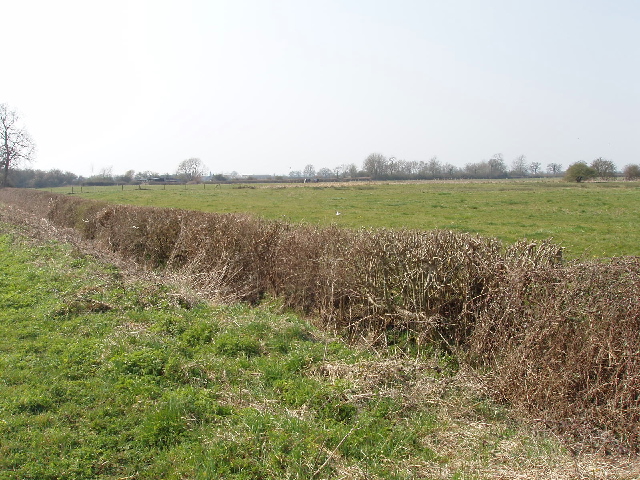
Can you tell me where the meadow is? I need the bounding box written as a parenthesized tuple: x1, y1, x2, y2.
(53, 179, 640, 258)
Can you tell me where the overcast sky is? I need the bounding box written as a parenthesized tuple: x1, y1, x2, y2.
(3, 0, 639, 177)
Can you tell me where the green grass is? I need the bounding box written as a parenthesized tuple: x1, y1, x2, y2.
(50, 180, 640, 258)
(0, 220, 588, 479)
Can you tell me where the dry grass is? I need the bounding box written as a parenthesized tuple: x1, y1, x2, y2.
(1, 187, 638, 456)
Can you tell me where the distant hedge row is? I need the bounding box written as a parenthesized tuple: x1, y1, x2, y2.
(1, 188, 638, 452)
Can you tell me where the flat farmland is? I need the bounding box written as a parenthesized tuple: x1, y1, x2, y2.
(54, 180, 640, 258)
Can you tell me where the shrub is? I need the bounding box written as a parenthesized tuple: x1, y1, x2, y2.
(623, 163, 640, 181)
(468, 257, 640, 452)
(564, 161, 597, 182)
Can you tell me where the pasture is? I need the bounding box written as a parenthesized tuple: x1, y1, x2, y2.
(54, 179, 640, 258)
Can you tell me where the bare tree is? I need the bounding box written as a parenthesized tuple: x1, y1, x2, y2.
(546, 163, 563, 176)
(488, 153, 507, 178)
(333, 163, 358, 179)
(303, 164, 316, 178)
(176, 157, 206, 182)
(590, 157, 617, 180)
(1, 104, 35, 187)
(442, 162, 457, 177)
(529, 162, 541, 176)
(510, 154, 528, 177)
(623, 164, 640, 180)
(317, 167, 333, 178)
(362, 153, 387, 179)
(98, 166, 113, 181)
(426, 156, 442, 178)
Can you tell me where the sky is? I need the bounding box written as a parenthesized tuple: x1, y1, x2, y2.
(3, 0, 639, 177)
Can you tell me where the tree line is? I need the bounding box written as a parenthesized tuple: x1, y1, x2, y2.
(293, 153, 638, 182)
(6, 153, 639, 189)
(2, 102, 638, 188)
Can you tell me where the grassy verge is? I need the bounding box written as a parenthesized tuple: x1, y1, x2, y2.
(1, 219, 638, 479)
(49, 180, 640, 258)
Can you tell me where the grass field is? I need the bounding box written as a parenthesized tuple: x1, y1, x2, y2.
(8, 219, 631, 479)
(51, 179, 640, 258)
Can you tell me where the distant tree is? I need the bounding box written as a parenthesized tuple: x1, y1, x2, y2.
(394, 158, 410, 176)
(337, 163, 358, 179)
(590, 157, 616, 180)
(317, 167, 333, 178)
(117, 169, 135, 183)
(464, 158, 504, 179)
(463, 161, 485, 178)
(1, 104, 35, 187)
(510, 154, 528, 177)
(488, 153, 507, 178)
(623, 164, 640, 180)
(546, 163, 563, 176)
(442, 163, 457, 177)
(288, 170, 302, 178)
(386, 157, 399, 176)
(177, 158, 206, 182)
(303, 164, 315, 178)
(426, 156, 442, 178)
(363, 153, 387, 179)
(98, 166, 114, 180)
(529, 162, 541, 176)
(564, 161, 597, 182)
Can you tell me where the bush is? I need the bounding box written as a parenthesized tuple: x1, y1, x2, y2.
(468, 257, 640, 452)
(564, 161, 597, 182)
(623, 163, 640, 181)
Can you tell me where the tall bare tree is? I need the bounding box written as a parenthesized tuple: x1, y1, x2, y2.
(362, 153, 387, 179)
(510, 154, 528, 177)
(1, 104, 35, 187)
